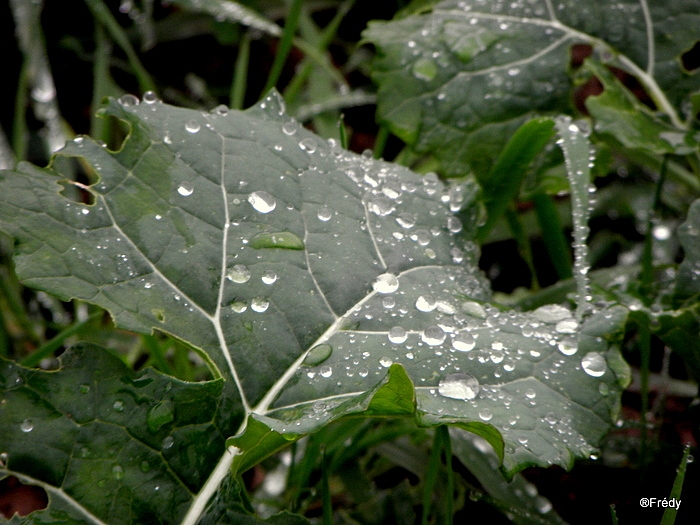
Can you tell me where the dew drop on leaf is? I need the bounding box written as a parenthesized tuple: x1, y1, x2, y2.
(555, 319, 577, 334)
(161, 436, 174, 450)
(416, 295, 436, 312)
(20, 419, 34, 433)
(421, 325, 446, 346)
(412, 57, 437, 81)
(304, 344, 333, 366)
(147, 400, 175, 433)
(0, 452, 8, 468)
(368, 196, 395, 216)
(248, 190, 277, 213)
(112, 465, 124, 480)
(388, 326, 407, 344)
(373, 273, 399, 293)
(396, 213, 416, 229)
(379, 356, 393, 367)
(319, 365, 333, 378)
(185, 119, 200, 133)
(298, 138, 317, 153)
(581, 352, 606, 377)
(261, 270, 278, 284)
(230, 300, 247, 313)
(142, 91, 158, 104)
(478, 408, 492, 421)
(557, 339, 578, 356)
(317, 206, 332, 221)
(177, 182, 194, 197)
(438, 373, 480, 400)
(226, 264, 251, 283)
(452, 332, 475, 352)
(79, 384, 90, 394)
(282, 121, 298, 136)
(250, 297, 270, 313)
(118, 94, 139, 107)
(113, 400, 125, 412)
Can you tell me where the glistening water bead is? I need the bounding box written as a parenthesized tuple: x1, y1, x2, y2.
(438, 373, 480, 401)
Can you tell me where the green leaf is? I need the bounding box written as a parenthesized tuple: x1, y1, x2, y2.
(0, 343, 226, 524)
(0, 92, 630, 517)
(584, 59, 700, 155)
(675, 198, 700, 300)
(364, 0, 700, 177)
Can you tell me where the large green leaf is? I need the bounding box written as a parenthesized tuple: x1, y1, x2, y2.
(0, 92, 629, 520)
(364, 0, 700, 177)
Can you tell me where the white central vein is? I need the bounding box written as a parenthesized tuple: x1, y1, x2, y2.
(363, 200, 387, 269)
(639, 0, 655, 76)
(214, 133, 250, 412)
(302, 207, 338, 319)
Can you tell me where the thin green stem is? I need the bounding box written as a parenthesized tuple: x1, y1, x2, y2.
(230, 32, 251, 110)
(422, 427, 443, 525)
(373, 126, 390, 160)
(533, 194, 573, 280)
(263, 0, 304, 95)
(505, 206, 540, 290)
(321, 445, 333, 525)
(20, 311, 103, 368)
(83, 0, 156, 94)
(12, 61, 29, 161)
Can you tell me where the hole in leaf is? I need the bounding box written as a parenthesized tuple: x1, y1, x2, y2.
(58, 180, 96, 206)
(0, 476, 48, 518)
(681, 41, 700, 72)
(152, 309, 166, 323)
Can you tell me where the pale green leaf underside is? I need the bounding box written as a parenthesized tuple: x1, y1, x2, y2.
(0, 91, 627, 493)
(364, 0, 700, 176)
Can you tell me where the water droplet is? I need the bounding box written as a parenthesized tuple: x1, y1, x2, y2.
(282, 121, 298, 135)
(79, 384, 91, 394)
(396, 213, 416, 229)
(382, 296, 396, 309)
(113, 400, 125, 412)
(142, 91, 158, 104)
(185, 119, 200, 133)
(214, 104, 229, 116)
(161, 436, 174, 450)
(379, 356, 393, 367)
(358, 368, 369, 378)
(249, 231, 304, 250)
(230, 299, 247, 313)
(20, 419, 34, 433)
(388, 326, 408, 344)
(248, 191, 277, 213)
(226, 264, 251, 283)
(0, 452, 8, 468)
(177, 182, 194, 196)
(535, 496, 553, 514)
(478, 408, 492, 421)
(304, 344, 332, 366)
(118, 94, 139, 107)
(112, 464, 124, 480)
(421, 326, 446, 346)
(555, 319, 577, 334)
(251, 297, 270, 313)
(140, 460, 151, 473)
(368, 196, 395, 217)
(299, 138, 317, 153)
(416, 295, 436, 312)
(262, 270, 277, 284)
(532, 304, 572, 323)
(319, 365, 333, 378)
(438, 373, 480, 400)
(412, 57, 438, 81)
(525, 389, 536, 399)
(373, 273, 399, 293)
(557, 339, 578, 356)
(452, 332, 475, 352)
(581, 352, 606, 377)
(317, 206, 332, 221)
(147, 400, 175, 433)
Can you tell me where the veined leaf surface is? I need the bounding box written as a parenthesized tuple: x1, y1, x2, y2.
(364, 0, 700, 176)
(0, 92, 628, 521)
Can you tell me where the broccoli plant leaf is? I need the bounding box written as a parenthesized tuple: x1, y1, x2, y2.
(0, 92, 629, 520)
(364, 0, 700, 177)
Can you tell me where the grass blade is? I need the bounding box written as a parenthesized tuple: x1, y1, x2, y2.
(262, 0, 303, 95)
(660, 446, 691, 525)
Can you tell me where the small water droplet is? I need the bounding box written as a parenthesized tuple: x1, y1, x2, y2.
(388, 326, 408, 344)
(177, 182, 194, 196)
(214, 104, 229, 116)
(299, 138, 317, 153)
(227, 264, 251, 283)
(112, 464, 124, 480)
(373, 273, 399, 294)
(478, 408, 492, 421)
(248, 190, 277, 213)
(452, 332, 475, 352)
(118, 94, 139, 107)
(261, 270, 277, 284)
(282, 121, 298, 136)
(319, 365, 333, 378)
(79, 384, 91, 394)
(20, 419, 34, 432)
(142, 91, 158, 104)
(140, 460, 151, 473)
(244, 296, 268, 314)
(446, 216, 463, 233)
(525, 389, 536, 399)
(230, 299, 247, 313)
(416, 295, 436, 312)
(368, 196, 395, 217)
(379, 356, 393, 367)
(557, 339, 578, 356)
(113, 400, 125, 412)
(161, 436, 174, 450)
(185, 119, 200, 133)
(555, 319, 577, 334)
(581, 352, 606, 377)
(396, 213, 416, 229)
(317, 206, 332, 221)
(0, 452, 8, 468)
(438, 373, 480, 400)
(421, 326, 446, 346)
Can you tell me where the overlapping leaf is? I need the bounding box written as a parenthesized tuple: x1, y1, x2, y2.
(0, 92, 630, 521)
(364, 0, 700, 177)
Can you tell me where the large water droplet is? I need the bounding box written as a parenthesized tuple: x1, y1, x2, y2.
(421, 326, 446, 346)
(557, 338, 578, 356)
(452, 332, 476, 352)
(581, 352, 606, 377)
(118, 94, 139, 107)
(396, 213, 416, 229)
(388, 326, 408, 344)
(177, 182, 194, 196)
(262, 270, 278, 284)
(373, 273, 399, 294)
(20, 419, 34, 433)
(249, 231, 304, 250)
(319, 365, 333, 378)
(446, 216, 463, 233)
(304, 344, 333, 366)
(379, 356, 393, 368)
(282, 121, 298, 136)
(227, 264, 251, 283)
(532, 304, 572, 323)
(555, 319, 577, 334)
(317, 206, 332, 221)
(251, 297, 270, 313)
(438, 373, 480, 400)
(185, 119, 201, 133)
(248, 191, 277, 213)
(416, 295, 436, 312)
(230, 300, 247, 313)
(368, 196, 395, 217)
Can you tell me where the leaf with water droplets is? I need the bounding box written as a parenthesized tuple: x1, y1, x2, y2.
(364, 0, 700, 177)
